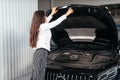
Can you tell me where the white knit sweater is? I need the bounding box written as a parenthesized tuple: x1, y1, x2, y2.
(33, 15, 67, 51)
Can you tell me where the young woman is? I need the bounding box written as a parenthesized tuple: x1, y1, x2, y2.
(29, 7, 73, 80)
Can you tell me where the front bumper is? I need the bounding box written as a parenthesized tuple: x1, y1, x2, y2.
(45, 65, 118, 80)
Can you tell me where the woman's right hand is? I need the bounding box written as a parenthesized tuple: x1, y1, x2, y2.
(51, 7, 58, 15)
(65, 8, 74, 17)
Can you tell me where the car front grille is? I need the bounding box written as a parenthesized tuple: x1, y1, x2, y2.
(45, 69, 95, 80)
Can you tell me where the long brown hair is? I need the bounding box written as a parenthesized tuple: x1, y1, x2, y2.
(29, 11, 45, 48)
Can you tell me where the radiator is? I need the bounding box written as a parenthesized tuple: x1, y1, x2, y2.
(45, 69, 94, 80)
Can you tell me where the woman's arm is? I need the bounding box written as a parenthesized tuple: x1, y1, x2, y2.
(46, 15, 52, 23)
(41, 8, 73, 30)
(46, 7, 58, 23)
(41, 15, 66, 30)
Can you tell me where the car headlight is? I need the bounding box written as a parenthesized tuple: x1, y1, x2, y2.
(98, 73, 108, 80)
(98, 67, 117, 80)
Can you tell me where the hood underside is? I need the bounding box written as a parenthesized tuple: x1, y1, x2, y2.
(47, 5, 118, 51)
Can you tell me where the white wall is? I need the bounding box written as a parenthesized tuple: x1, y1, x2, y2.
(52, 0, 120, 7)
(0, 1, 4, 79)
(0, 0, 38, 80)
(0, 5, 4, 79)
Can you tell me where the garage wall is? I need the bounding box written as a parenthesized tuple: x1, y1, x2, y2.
(38, 0, 120, 12)
(0, 12, 4, 80)
(0, 0, 38, 80)
(38, 0, 51, 12)
(52, 0, 120, 7)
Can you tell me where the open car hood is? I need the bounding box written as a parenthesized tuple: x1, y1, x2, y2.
(46, 4, 118, 51)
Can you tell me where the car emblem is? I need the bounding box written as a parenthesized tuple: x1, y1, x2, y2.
(55, 76, 66, 80)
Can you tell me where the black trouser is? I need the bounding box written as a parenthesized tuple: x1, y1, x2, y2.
(30, 48, 48, 80)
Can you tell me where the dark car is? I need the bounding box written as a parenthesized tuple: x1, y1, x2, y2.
(45, 4, 119, 80)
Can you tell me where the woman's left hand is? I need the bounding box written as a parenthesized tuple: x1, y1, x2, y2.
(65, 8, 74, 17)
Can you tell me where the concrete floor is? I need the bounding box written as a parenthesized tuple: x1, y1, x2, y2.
(15, 74, 31, 80)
